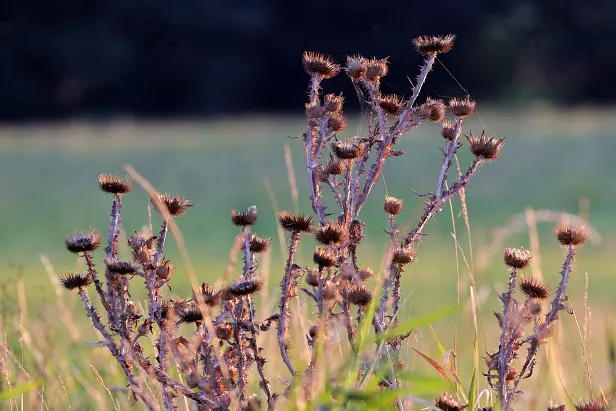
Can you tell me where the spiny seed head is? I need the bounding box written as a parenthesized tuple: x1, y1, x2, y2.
(441, 120, 457, 141)
(378, 94, 404, 116)
(154, 194, 193, 217)
(365, 57, 389, 81)
(322, 280, 338, 301)
(277, 211, 313, 233)
(231, 206, 258, 226)
(392, 246, 416, 265)
(413, 34, 456, 55)
(503, 248, 532, 270)
(449, 96, 476, 118)
(156, 260, 174, 280)
(548, 400, 566, 411)
(555, 223, 589, 247)
(179, 306, 203, 323)
(305, 269, 320, 286)
(345, 284, 373, 307)
(313, 248, 337, 268)
(325, 157, 346, 175)
(193, 283, 221, 307)
(215, 323, 233, 340)
(418, 97, 446, 122)
(505, 368, 518, 381)
(433, 392, 467, 411)
(326, 113, 347, 133)
(224, 277, 264, 299)
(98, 174, 132, 195)
(574, 398, 608, 411)
(324, 94, 344, 113)
(302, 51, 340, 79)
(314, 221, 347, 245)
(65, 229, 101, 254)
(358, 268, 374, 281)
(467, 131, 504, 160)
(345, 55, 367, 81)
(305, 101, 325, 119)
(519, 276, 550, 299)
(105, 258, 137, 275)
(525, 298, 543, 315)
(308, 323, 320, 339)
(332, 141, 362, 160)
(128, 231, 156, 263)
(384, 196, 403, 215)
(60, 272, 92, 290)
(248, 234, 271, 254)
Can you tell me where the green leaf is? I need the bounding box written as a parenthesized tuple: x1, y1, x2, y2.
(0, 380, 43, 402)
(379, 305, 456, 343)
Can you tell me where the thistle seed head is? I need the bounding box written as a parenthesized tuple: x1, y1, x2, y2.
(467, 131, 504, 160)
(314, 221, 347, 245)
(305, 269, 320, 286)
(449, 96, 476, 118)
(392, 246, 416, 265)
(324, 94, 344, 113)
(305, 101, 325, 119)
(441, 120, 457, 141)
(548, 400, 566, 411)
(215, 323, 233, 340)
(345, 284, 373, 307)
(384, 196, 403, 215)
(154, 193, 193, 217)
(519, 276, 550, 300)
(326, 113, 347, 133)
(277, 211, 313, 233)
(231, 206, 258, 226)
(332, 141, 362, 160)
(573, 398, 608, 411)
(345, 55, 367, 81)
(418, 97, 446, 122)
(503, 248, 532, 270)
(248, 234, 271, 254)
(324, 157, 347, 175)
(65, 229, 101, 254)
(433, 392, 467, 411)
(179, 306, 204, 323)
(156, 260, 174, 280)
(413, 34, 456, 55)
(105, 258, 138, 275)
(313, 248, 337, 268)
(193, 283, 221, 307)
(365, 57, 389, 81)
(302, 51, 340, 79)
(98, 174, 132, 195)
(223, 277, 264, 299)
(378, 94, 404, 116)
(555, 223, 589, 247)
(60, 272, 92, 290)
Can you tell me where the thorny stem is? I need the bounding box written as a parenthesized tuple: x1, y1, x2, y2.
(410, 54, 437, 107)
(435, 118, 463, 201)
(83, 252, 108, 310)
(326, 177, 344, 211)
(105, 194, 122, 260)
(305, 74, 328, 226)
(278, 231, 301, 376)
(232, 301, 247, 403)
(154, 219, 169, 268)
(77, 288, 157, 411)
(497, 268, 517, 407)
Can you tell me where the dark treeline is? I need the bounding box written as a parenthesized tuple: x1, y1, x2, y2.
(1, 0, 615, 120)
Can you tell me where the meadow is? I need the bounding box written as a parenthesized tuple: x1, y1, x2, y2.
(0, 109, 615, 409)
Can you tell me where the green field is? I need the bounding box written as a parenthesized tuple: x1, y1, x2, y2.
(0, 110, 615, 409)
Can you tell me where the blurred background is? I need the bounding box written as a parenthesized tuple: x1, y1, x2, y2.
(1, 1, 615, 407)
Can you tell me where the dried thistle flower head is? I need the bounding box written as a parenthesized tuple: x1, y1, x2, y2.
(154, 193, 193, 217)
(314, 221, 347, 245)
(467, 131, 504, 160)
(345, 284, 373, 307)
(365, 57, 389, 81)
(548, 400, 566, 411)
(441, 120, 457, 141)
(324, 94, 344, 113)
(65, 228, 101, 254)
(392, 246, 416, 265)
(525, 298, 543, 315)
(98, 174, 132, 195)
(503, 247, 532, 270)
(193, 283, 221, 307)
(418, 97, 446, 122)
(179, 306, 204, 323)
(223, 277, 264, 299)
(248, 234, 271, 254)
(60, 272, 92, 290)
(302, 51, 340, 79)
(128, 231, 156, 262)
(574, 398, 608, 411)
(277, 211, 313, 233)
(324, 157, 346, 175)
(413, 34, 456, 55)
(305, 269, 320, 286)
(519, 276, 550, 299)
(326, 113, 347, 133)
(313, 248, 337, 268)
(215, 323, 233, 340)
(378, 94, 404, 116)
(345, 55, 367, 81)
(358, 268, 374, 281)
(433, 392, 467, 411)
(332, 141, 363, 160)
(384, 196, 403, 215)
(449, 96, 476, 118)
(305, 101, 325, 119)
(156, 260, 174, 280)
(231, 206, 258, 226)
(105, 258, 138, 275)
(555, 223, 589, 247)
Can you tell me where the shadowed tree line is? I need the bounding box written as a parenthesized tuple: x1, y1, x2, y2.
(1, 0, 615, 120)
